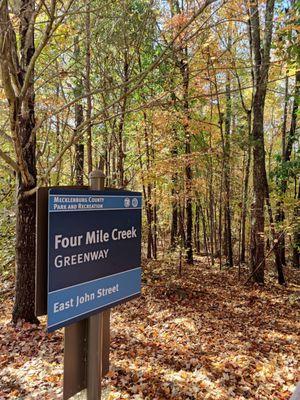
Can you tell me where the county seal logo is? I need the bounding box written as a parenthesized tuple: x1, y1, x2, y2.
(124, 197, 131, 208)
(132, 198, 138, 208)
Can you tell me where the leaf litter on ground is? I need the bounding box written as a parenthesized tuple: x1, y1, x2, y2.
(0, 257, 299, 399)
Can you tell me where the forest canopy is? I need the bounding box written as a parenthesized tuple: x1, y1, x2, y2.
(0, 0, 299, 322)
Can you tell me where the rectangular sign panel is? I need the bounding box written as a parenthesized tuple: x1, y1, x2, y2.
(47, 189, 142, 332)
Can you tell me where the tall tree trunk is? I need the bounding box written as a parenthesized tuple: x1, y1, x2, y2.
(170, 135, 178, 250)
(13, 10, 37, 322)
(55, 84, 62, 185)
(117, 52, 129, 187)
(240, 111, 252, 263)
(85, 0, 93, 173)
(218, 185, 223, 268)
(180, 54, 193, 264)
(179, 202, 186, 248)
(138, 138, 153, 259)
(199, 203, 209, 257)
(249, 0, 275, 284)
(292, 180, 300, 268)
(138, 112, 154, 259)
(273, 67, 299, 270)
(209, 180, 215, 265)
(265, 182, 285, 284)
(224, 64, 233, 268)
(153, 184, 158, 259)
(170, 183, 178, 250)
(275, 74, 289, 265)
(250, 95, 267, 283)
(195, 201, 201, 254)
(0, 0, 39, 323)
(74, 37, 84, 185)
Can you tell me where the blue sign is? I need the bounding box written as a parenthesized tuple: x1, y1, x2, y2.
(47, 189, 142, 332)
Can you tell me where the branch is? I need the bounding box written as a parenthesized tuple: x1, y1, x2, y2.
(34, 0, 220, 133)
(0, 63, 16, 103)
(0, 149, 19, 172)
(0, 125, 13, 143)
(21, 0, 77, 98)
(0, 0, 22, 96)
(20, 0, 57, 97)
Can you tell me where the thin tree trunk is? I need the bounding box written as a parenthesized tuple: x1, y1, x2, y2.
(240, 111, 252, 263)
(85, 0, 93, 173)
(180, 54, 193, 264)
(145, 112, 154, 258)
(284, 70, 300, 266)
(153, 186, 158, 259)
(170, 184, 178, 250)
(199, 203, 209, 260)
(218, 184, 223, 269)
(249, 0, 275, 284)
(292, 180, 300, 268)
(138, 139, 153, 259)
(117, 52, 129, 187)
(209, 182, 215, 265)
(224, 64, 233, 268)
(170, 137, 179, 250)
(55, 84, 62, 185)
(195, 201, 201, 254)
(179, 202, 186, 248)
(275, 74, 289, 266)
(74, 37, 84, 185)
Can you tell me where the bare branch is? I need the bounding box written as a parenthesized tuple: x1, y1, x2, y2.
(0, 148, 19, 172)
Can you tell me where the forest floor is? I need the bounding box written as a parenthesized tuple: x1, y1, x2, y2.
(0, 256, 299, 400)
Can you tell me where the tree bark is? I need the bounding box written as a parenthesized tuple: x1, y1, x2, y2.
(180, 55, 193, 264)
(199, 203, 209, 257)
(0, 0, 39, 323)
(224, 63, 233, 268)
(275, 67, 299, 268)
(170, 184, 178, 250)
(85, 0, 93, 173)
(153, 184, 158, 259)
(195, 201, 201, 254)
(117, 52, 129, 187)
(240, 111, 252, 263)
(170, 135, 179, 250)
(292, 180, 300, 268)
(74, 36, 84, 185)
(138, 138, 153, 259)
(265, 181, 285, 284)
(209, 179, 215, 265)
(14, 184, 37, 322)
(249, 0, 275, 284)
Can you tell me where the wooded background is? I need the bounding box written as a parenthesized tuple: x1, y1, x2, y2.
(0, 0, 299, 324)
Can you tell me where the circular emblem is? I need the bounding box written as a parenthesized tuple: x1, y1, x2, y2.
(124, 198, 131, 208)
(132, 198, 138, 208)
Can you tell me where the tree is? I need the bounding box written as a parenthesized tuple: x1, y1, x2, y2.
(248, 0, 276, 284)
(0, 0, 75, 322)
(0, 0, 38, 322)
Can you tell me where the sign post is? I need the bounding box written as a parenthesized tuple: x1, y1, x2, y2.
(64, 168, 106, 399)
(87, 168, 105, 400)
